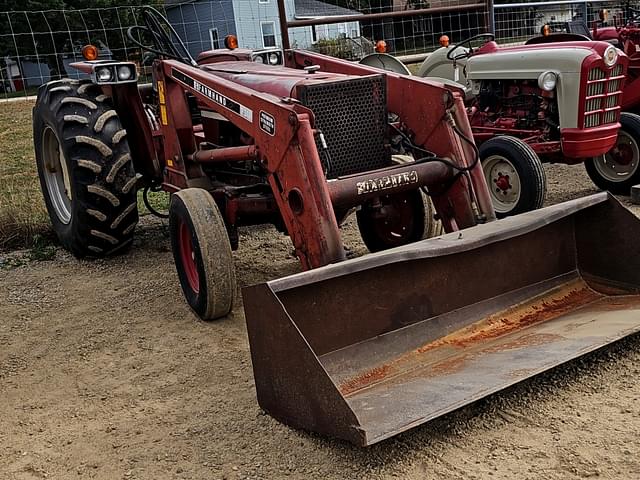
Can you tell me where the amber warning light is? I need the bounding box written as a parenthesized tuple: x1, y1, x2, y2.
(375, 40, 387, 53)
(224, 35, 238, 50)
(439, 35, 450, 47)
(82, 44, 99, 61)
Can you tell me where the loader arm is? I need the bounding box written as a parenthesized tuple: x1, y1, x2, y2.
(157, 60, 346, 269)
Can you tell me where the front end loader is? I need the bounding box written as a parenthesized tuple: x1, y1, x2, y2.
(31, 7, 640, 446)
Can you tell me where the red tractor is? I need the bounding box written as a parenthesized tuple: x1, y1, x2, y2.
(529, 4, 640, 192)
(365, 34, 633, 216)
(32, 7, 495, 320)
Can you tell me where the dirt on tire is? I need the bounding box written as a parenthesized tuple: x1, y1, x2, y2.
(2, 164, 640, 480)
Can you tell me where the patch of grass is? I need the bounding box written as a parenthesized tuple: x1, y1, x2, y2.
(137, 188, 170, 217)
(0, 99, 52, 251)
(1, 86, 39, 100)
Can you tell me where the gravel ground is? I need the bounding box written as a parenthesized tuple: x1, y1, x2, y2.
(1, 163, 640, 480)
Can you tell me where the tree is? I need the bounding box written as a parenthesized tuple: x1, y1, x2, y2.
(0, 0, 160, 81)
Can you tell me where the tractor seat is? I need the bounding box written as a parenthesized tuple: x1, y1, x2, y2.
(565, 20, 619, 46)
(566, 20, 592, 38)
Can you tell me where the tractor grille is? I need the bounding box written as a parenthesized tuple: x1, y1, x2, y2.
(583, 63, 624, 128)
(298, 75, 389, 179)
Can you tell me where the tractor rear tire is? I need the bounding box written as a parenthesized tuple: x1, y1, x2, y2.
(357, 189, 427, 253)
(33, 79, 139, 256)
(585, 112, 640, 194)
(169, 188, 236, 320)
(479, 136, 546, 218)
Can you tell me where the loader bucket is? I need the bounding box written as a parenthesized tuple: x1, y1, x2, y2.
(243, 192, 640, 446)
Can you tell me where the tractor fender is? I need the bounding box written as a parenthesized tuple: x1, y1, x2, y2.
(416, 46, 468, 81)
(358, 53, 412, 75)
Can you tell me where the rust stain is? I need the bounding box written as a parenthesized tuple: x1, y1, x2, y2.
(338, 280, 607, 397)
(428, 353, 469, 376)
(339, 365, 391, 396)
(416, 282, 601, 353)
(479, 333, 561, 354)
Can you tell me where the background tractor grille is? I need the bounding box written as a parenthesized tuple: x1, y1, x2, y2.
(298, 75, 389, 179)
(583, 63, 624, 129)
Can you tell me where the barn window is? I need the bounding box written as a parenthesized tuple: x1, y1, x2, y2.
(209, 28, 219, 49)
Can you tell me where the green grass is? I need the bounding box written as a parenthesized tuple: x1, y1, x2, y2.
(0, 99, 169, 252)
(0, 99, 52, 251)
(1, 86, 39, 100)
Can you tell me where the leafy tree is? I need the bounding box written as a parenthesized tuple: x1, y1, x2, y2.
(0, 0, 159, 81)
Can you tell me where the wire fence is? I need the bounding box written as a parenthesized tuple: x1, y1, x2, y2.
(1, 0, 639, 100)
(493, 0, 640, 45)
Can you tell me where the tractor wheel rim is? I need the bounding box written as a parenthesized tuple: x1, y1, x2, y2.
(482, 155, 521, 214)
(178, 220, 199, 294)
(593, 131, 640, 182)
(42, 126, 72, 224)
(370, 193, 415, 246)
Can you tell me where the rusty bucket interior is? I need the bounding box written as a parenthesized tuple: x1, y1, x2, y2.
(243, 192, 640, 446)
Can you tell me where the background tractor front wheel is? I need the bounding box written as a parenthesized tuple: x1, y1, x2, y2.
(169, 188, 236, 320)
(585, 112, 640, 194)
(479, 136, 546, 218)
(33, 79, 139, 256)
(357, 189, 427, 253)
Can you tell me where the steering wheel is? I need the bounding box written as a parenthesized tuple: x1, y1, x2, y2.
(127, 7, 197, 66)
(447, 33, 495, 61)
(628, 6, 640, 23)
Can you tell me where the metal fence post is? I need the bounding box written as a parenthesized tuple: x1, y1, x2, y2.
(277, 0, 291, 51)
(487, 0, 496, 33)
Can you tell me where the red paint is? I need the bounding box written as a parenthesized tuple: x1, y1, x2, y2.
(68, 48, 496, 273)
(178, 220, 199, 293)
(495, 174, 511, 191)
(561, 123, 619, 158)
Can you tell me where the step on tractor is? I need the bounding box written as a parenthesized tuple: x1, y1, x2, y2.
(33, 7, 640, 446)
(363, 34, 634, 217)
(529, 4, 640, 193)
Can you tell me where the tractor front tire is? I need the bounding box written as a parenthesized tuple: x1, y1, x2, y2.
(479, 136, 546, 218)
(33, 79, 139, 256)
(585, 112, 640, 194)
(169, 188, 236, 320)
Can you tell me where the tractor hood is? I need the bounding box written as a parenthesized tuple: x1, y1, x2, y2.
(466, 42, 605, 80)
(200, 61, 356, 99)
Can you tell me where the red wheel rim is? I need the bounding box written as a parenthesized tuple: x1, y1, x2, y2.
(370, 193, 415, 246)
(178, 220, 199, 293)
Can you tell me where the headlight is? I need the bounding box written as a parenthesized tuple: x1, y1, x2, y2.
(604, 45, 618, 67)
(254, 55, 264, 64)
(96, 67, 113, 83)
(269, 52, 280, 65)
(117, 65, 134, 81)
(537, 71, 557, 91)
